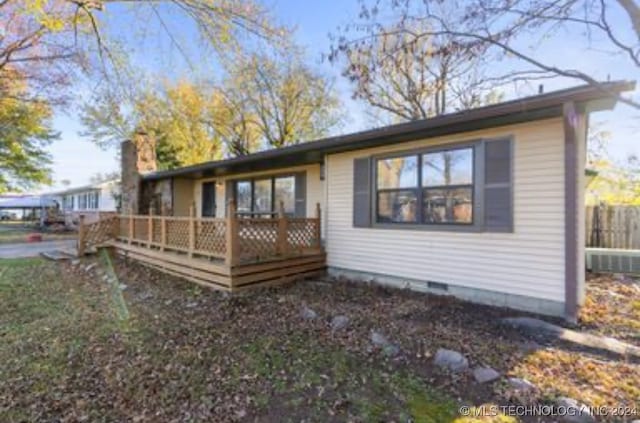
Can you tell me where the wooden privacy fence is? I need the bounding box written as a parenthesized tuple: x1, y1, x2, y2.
(586, 205, 640, 250)
(78, 201, 323, 265)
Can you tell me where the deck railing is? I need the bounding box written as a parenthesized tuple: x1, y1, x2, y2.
(78, 201, 323, 265)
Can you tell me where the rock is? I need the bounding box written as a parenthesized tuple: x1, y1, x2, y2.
(555, 397, 595, 423)
(433, 348, 469, 373)
(301, 306, 318, 320)
(370, 330, 389, 347)
(330, 315, 350, 331)
(71, 259, 80, 266)
(185, 301, 198, 308)
(507, 377, 536, 392)
(119, 284, 127, 291)
(473, 366, 500, 383)
(84, 263, 97, 272)
(137, 292, 153, 301)
(382, 343, 401, 357)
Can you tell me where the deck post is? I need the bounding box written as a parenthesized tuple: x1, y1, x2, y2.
(160, 216, 166, 252)
(277, 200, 288, 256)
(128, 207, 134, 245)
(77, 214, 86, 257)
(315, 202, 322, 251)
(148, 207, 153, 247)
(225, 200, 239, 267)
(188, 204, 196, 258)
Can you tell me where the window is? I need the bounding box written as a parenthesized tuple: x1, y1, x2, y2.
(236, 181, 252, 213)
(79, 193, 87, 210)
(254, 179, 272, 214)
(234, 174, 299, 217)
(422, 148, 473, 224)
(375, 146, 474, 225)
(274, 176, 295, 214)
(376, 156, 418, 223)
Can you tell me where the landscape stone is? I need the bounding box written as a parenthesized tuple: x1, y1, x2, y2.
(382, 343, 401, 357)
(433, 348, 469, 373)
(507, 377, 537, 392)
(473, 366, 501, 383)
(370, 330, 389, 347)
(330, 315, 350, 331)
(301, 306, 318, 320)
(555, 397, 595, 423)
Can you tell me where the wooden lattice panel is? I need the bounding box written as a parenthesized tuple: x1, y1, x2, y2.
(132, 217, 148, 242)
(152, 217, 162, 244)
(238, 219, 278, 261)
(118, 217, 129, 238)
(287, 218, 319, 251)
(195, 220, 226, 257)
(166, 219, 190, 250)
(83, 217, 117, 249)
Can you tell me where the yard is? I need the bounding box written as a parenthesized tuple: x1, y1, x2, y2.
(0, 221, 76, 245)
(0, 254, 638, 422)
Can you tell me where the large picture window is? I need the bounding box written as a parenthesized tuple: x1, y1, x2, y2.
(234, 174, 298, 217)
(376, 146, 474, 225)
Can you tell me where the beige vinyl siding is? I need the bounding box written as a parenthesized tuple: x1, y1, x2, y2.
(325, 118, 566, 303)
(193, 164, 324, 223)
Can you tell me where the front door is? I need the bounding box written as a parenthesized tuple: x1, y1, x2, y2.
(202, 182, 216, 217)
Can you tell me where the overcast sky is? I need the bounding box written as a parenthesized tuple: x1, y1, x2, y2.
(46, 0, 639, 191)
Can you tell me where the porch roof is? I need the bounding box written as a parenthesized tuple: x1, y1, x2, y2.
(142, 81, 634, 181)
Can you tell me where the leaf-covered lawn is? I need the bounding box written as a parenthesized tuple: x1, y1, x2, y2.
(1, 256, 638, 422)
(579, 273, 640, 346)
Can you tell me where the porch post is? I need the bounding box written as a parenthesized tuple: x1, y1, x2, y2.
(77, 214, 86, 257)
(148, 207, 153, 247)
(225, 200, 239, 267)
(188, 204, 196, 258)
(315, 202, 322, 250)
(128, 207, 134, 245)
(277, 200, 288, 256)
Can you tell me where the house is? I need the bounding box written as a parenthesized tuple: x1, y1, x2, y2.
(50, 179, 120, 226)
(81, 82, 634, 321)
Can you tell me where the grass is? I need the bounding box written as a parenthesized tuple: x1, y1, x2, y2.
(0, 223, 76, 244)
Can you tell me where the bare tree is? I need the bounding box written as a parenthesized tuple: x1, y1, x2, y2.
(330, 3, 510, 122)
(333, 0, 639, 111)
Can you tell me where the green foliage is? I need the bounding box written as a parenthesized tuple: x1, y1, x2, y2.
(0, 90, 58, 193)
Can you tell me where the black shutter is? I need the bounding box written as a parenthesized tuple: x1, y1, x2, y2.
(225, 180, 234, 217)
(353, 157, 372, 227)
(484, 138, 513, 232)
(294, 172, 306, 217)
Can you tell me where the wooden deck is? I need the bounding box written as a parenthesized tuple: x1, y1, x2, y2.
(78, 202, 326, 291)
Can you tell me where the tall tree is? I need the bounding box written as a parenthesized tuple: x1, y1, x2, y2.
(332, 13, 503, 122)
(232, 51, 342, 149)
(1, 0, 285, 104)
(81, 80, 224, 169)
(0, 81, 58, 192)
(334, 0, 639, 110)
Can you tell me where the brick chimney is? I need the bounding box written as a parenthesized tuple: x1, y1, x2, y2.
(121, 131, 157, 214)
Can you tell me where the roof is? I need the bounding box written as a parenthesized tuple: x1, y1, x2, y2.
(0, 195, 59, 209)
(49, 178, 120, 196)
(143, 81, 635, 181)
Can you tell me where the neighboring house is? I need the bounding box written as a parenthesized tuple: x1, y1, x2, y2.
(103, 82, 632, 321)
(50, 179, 120, 225)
